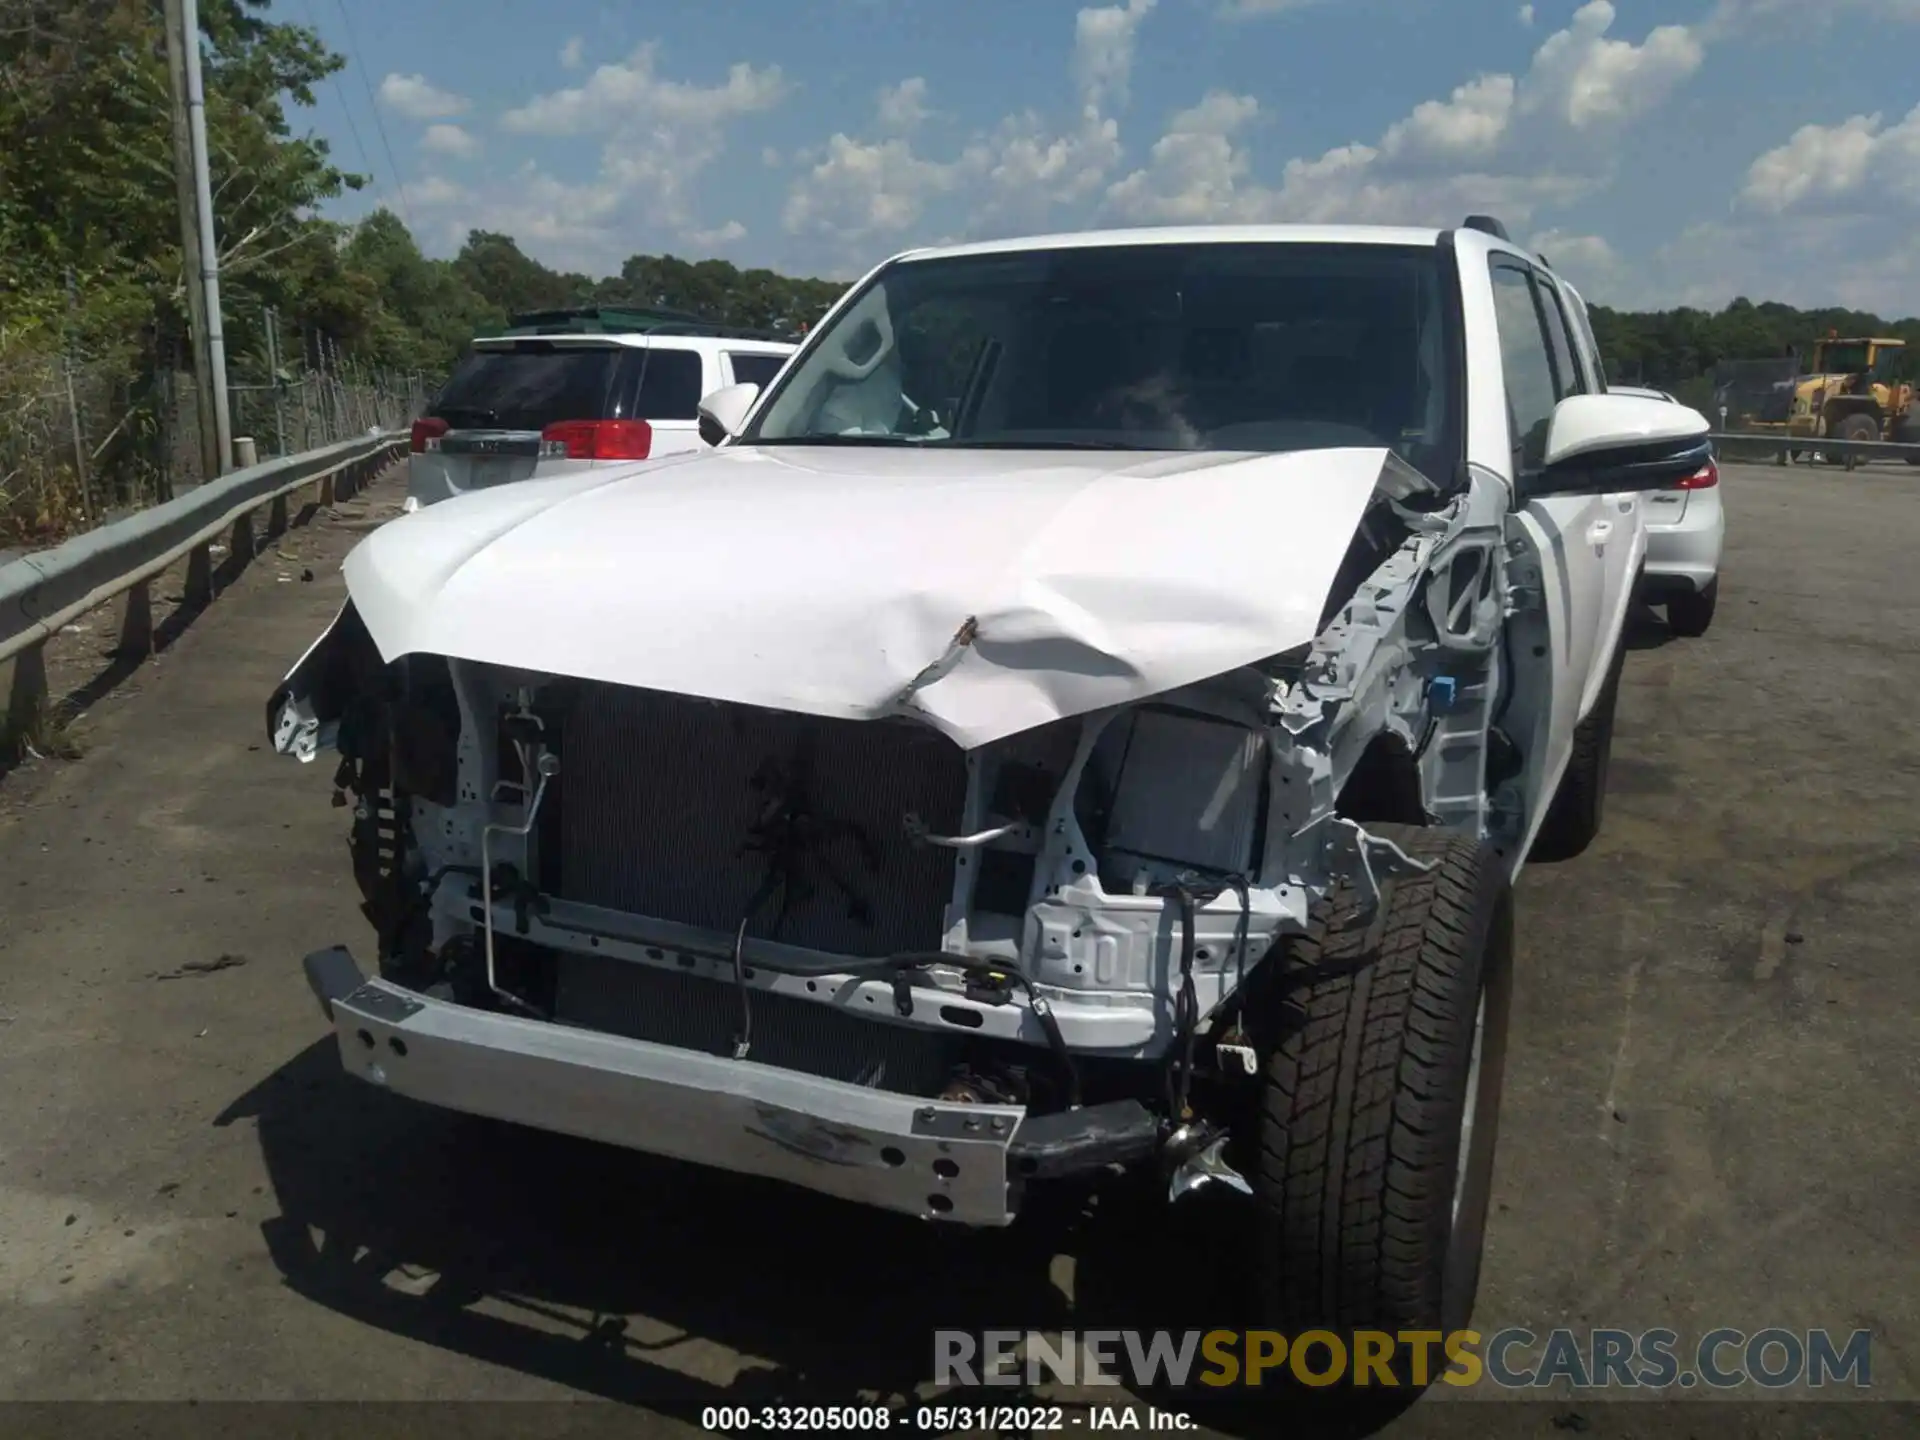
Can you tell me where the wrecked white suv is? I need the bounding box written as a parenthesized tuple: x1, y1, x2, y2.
(269, 219, 1708, 1354)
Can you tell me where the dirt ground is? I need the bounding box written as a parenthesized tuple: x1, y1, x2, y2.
(0, 463, 1914, 1439)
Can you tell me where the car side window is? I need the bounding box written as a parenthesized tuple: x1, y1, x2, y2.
(1488, 260, 1561, 472)
(726, 352, 788, 391)
(629, 348, 704, 421)
(1534, 277, 1586, 399)
(1563, 289, 1609, 391)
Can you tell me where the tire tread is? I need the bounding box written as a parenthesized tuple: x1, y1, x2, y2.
(1255, 826, 1502, 1331)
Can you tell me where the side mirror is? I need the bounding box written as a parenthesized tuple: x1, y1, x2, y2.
(696, 382, 760, 447)
(1527, 393, 1713, 498)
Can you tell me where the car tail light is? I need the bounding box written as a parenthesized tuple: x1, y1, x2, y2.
(1674, 457, 1719, 490)
(410, 417, 448, 453)
(539, 419, 653, 461)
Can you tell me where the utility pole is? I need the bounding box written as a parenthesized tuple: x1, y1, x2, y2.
(162, 0, 216, 482)
(162, 0, 233, 475)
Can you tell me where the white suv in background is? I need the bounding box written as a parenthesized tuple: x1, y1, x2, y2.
(406, 310, 795, 510)
(1608, 384, 1725, 636)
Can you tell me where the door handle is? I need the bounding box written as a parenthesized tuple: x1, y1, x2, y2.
(1587, 520, 1613, 545)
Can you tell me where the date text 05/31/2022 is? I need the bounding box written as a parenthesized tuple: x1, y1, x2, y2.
(699, 1405, 1196, 1432)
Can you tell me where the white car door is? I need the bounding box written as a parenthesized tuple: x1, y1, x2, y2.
(1486, 256, 1612, 828)
(1546, 276, 1646, 711)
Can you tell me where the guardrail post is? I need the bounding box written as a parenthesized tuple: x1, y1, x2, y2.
(318, 470, 335, 508)
(186, 542, 213, 607)
(119, 580, 153, 660)
(2, 639, 49, 754)
(268, 491, 289, 538)
(231, 510, 254, 561)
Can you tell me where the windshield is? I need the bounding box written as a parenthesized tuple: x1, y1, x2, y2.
(742, 241, 1459, 482)
(1818, 343, 1870, 374)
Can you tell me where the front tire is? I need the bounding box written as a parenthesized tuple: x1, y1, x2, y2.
(1824, 413, 1878, 466)
(1667, 576, 1718, 638)
(1249, 825, 1514, 1376)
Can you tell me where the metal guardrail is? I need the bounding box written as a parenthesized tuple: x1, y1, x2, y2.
(1, 429, 406, 739)
(1709, 431, 1920, 471)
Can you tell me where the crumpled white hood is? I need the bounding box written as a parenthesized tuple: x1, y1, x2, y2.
(343, 443, 1395, 749)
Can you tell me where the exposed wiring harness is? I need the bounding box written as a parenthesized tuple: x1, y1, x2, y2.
(1152, 870, 1255, 1124)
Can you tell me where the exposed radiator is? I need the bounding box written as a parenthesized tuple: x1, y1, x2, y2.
(542, 684, 969, 959)
(552, 950, 959, 1095)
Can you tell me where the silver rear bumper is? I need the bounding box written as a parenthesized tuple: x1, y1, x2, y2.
(304, 947, 1026, 1226)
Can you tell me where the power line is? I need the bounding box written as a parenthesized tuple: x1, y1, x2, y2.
(292, 0, 378, 216)
(330, 0, 415, 230)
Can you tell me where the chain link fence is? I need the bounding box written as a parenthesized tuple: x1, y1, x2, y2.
(2, 320, 430, 554)
(1706, 357, 1803, 435)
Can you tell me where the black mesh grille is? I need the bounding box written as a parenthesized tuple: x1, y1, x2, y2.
(543, 685, 969, 959)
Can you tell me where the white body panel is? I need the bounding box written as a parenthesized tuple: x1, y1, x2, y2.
(1606, 386, 1726, 597)
(351, 443, 1397, 751)
(1644, 480, 1725, 592)
(1451, 233, 1642, 849)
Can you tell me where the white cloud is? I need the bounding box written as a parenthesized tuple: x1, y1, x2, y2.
(1741, 104, 1920, 215)
(1519, 3, 1535, 24)
(876, 77, 931, 133)
(559, 36, 585, 70)
(1612, 215, 1920, 315)
(1216, 0, 1321, 18)
(501, 44, 788, 134)
(419, 123, 481, 159)
(688, 220, 748, 247)
(1524, 1, 1702, 132)
(762, 146, 783, 167)
(1379, 75, 1517, 167)
(783, 135, 983, 244)
(409, 175, 467, 208)
(1107, 0, 1704, 231)
(1105, 92, 1261, 222)
(1529, 228, 1622, 293)
(1073, 0, 1156, 111)
(377, 73, 469, 121)
(781, 1, 1151, 261)
(401, 45, 792, 270)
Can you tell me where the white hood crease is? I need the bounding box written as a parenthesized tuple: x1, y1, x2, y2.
(339, 443, 1396, 749)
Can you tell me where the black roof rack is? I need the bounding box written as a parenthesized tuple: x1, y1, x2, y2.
(1461, 214, 1512, 242)
(500, 305, 789, 342)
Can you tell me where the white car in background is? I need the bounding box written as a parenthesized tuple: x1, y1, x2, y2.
(1607, 384, 1725, 636)
(406, 309, 796, 510)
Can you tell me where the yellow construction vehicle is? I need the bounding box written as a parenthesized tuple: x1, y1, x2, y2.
(1784, 334, 1919, 463)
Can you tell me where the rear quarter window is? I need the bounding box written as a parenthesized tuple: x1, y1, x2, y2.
(430, 345, 622, 430)
(629, 347, 705, 421)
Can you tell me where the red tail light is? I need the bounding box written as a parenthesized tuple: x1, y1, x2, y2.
(410, 417, 448, 453)
(1675, 457, 1719, 490)
(539, 419, 653, 461)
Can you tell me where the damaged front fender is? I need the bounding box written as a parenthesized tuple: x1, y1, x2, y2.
(267, 600, 384, 763)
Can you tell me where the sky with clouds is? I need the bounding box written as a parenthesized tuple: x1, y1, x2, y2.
(298, 0, 1920, 314)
